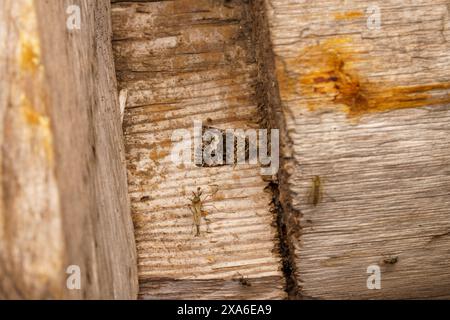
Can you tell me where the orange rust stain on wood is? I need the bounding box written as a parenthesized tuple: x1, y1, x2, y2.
(276, 38, 450, 117)
(149, 149, 170, 161)
(18, 0, 41, 74)
(159, 140, 173, 148)
(22, 100, 45, 126)
(334, 11, 364, 20)
(232, 173, 241, 181)
(21, 96, 54, 163)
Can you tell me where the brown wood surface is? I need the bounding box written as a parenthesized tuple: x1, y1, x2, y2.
(2, 0, 449, 300)
(261, 0, 450, 299)
(112, 0, 286, 299)
(0, 0, 138, 299)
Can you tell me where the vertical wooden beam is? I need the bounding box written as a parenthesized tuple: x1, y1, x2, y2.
(0, 0, 138, 299)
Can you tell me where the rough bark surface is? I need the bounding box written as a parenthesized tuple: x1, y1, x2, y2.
(0, 0, 138, 299)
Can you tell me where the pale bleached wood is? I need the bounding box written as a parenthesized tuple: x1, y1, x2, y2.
(0, 0, 138, 299)
(261, 0, 450, 299)
(112, 0, 286, 299)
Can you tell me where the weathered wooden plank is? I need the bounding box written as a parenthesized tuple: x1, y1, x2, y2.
(139, 276, 283, 300)
(0, 0, 138, 299)
(112, 0, 286, 299)
(260, 0, 450, 299)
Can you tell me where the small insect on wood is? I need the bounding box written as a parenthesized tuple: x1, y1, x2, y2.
(308, 175, 323, 207)
(188, 187, 213, 237)
(237, 272, 251, 287)
(383, 256, 399, 265)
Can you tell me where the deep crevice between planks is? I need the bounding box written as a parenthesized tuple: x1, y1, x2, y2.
(249, 0, 300, 299)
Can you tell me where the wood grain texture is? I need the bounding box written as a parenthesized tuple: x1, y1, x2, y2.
(0, 0, 138, 299)
(263, 0, 450, 299)
(139, 276, 283, 300)
(112, 0, 286, 299)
